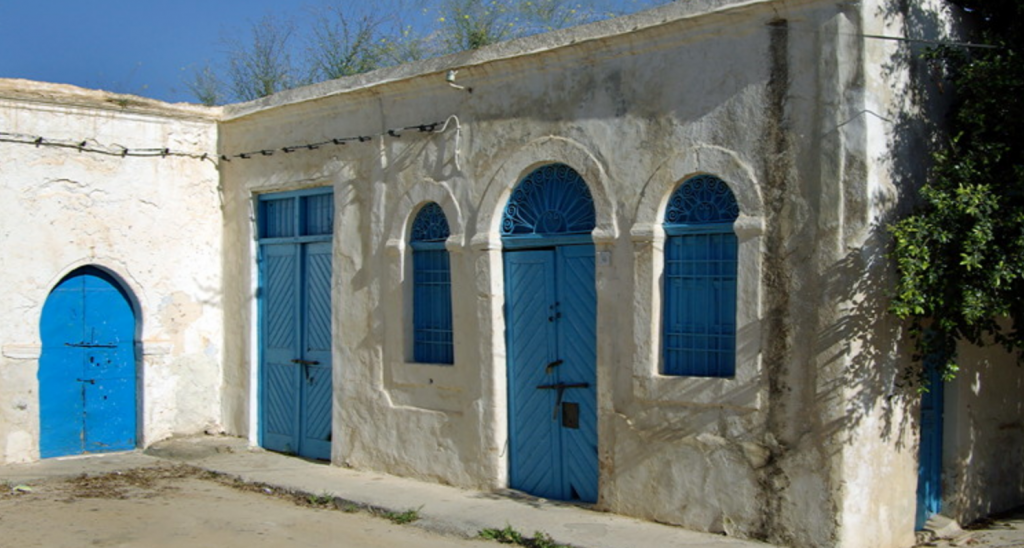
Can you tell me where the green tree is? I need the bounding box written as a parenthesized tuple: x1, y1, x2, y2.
(889, 0, 1024, 382)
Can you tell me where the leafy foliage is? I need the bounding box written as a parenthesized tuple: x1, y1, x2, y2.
(889, 0, 1024, 381)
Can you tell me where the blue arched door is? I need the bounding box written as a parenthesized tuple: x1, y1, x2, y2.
(502, 164, 598, 502)
(39, 267, 137, 458)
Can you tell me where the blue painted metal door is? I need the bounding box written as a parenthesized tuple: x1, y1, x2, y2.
(39, 267, 136, 458)
(916, 366, 944, 529)
(260, 241, 333, 460)
(505, 245, 597, 502)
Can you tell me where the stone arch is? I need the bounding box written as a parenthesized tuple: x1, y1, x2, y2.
(632, 145, 763, 240)
(473, 136, 617, 249)
(386, 179, 464, 253)
(628, 144, 764, 409)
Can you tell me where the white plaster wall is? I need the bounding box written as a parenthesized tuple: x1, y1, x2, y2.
(216, 0, 952, 546)
(0, 81, 224, 463)
(945, 341, 1024, 524)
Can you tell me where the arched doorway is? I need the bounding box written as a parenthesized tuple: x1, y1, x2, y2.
(502, 163, 598, 502)
(38, 266, 137, 458)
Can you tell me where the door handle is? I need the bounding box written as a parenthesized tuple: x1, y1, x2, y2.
(290, 359, 320, 366)
(76, 378, 96, 385)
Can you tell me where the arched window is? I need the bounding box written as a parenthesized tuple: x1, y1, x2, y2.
(410, 202, 453, 364)
(662, 175, 740, 377)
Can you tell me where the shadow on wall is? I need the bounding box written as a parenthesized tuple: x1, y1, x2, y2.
(945, 346, 1024, 524)
(819, 0, 953, 450)
(825, 0, 1024, 526)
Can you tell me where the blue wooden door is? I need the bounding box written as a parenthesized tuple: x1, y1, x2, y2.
(505, 245, 597, 502)
(916, 365, 944, 529)
(39, 267, 136, 458)
(259, 190, 333, 461)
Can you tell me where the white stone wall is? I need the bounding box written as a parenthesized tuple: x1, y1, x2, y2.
(218, 1, 883, 545)
(0, 81, 224, 463)
(946, 340, 1024, 524)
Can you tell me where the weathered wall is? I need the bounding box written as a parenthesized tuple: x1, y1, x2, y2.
(945, 341, 1024, 524)
(217, 1, 884, 546)
(830, 0, 959, 546)
(0, 81, 224, 463)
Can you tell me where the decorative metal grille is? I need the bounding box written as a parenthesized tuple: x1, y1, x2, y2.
(410, 202, 453, 364)
(502, 164, 595, 237)
(411, 202, 451, 242)
(664, 175, 739, 225)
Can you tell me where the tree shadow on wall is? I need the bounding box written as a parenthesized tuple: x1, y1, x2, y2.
(821, 0, 957, 452)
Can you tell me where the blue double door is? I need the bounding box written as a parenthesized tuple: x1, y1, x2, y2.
(258, 184, 333, 462)
(505, 245, 598, 502)
(39, 267, 136, 458)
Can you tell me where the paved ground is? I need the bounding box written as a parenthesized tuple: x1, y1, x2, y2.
(0, 435, 770, 548)
(1, 435, 1021, 548)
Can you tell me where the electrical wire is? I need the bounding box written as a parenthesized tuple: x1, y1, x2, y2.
(0, 117, 460, 167)
(0, 132, 215, 163)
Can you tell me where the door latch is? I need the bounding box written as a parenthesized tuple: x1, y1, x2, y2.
(536, 382, 590, 419)
(544, 359, 563, 374)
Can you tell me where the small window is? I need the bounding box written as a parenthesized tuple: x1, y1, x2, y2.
(662, 175, 739, 377)
(410, 203, 454, 364)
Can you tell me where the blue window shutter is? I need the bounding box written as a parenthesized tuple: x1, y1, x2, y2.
(662, 176, 739, 377)
(411, 203, 454, 364)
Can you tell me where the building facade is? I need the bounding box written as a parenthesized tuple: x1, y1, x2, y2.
(2, 1, 1022, 547)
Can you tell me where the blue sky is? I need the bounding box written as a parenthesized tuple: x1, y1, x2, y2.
(0, 0, 665, 104)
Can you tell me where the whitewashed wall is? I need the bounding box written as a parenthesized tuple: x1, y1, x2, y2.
(0, 81, 224, 463)
(217, 0, 903, 545)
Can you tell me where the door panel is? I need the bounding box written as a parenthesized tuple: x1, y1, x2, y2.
(506, 250, 561, 499)
(557, 245, 598, 502)
(261, 244, 302, 454)
(300, 242, 333, 460)
(505, 246, 597, 502)
(916, 365, 944, 529)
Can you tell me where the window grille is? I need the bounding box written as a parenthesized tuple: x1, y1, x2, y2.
(410, 203, 454, 364)
(662, 175, 739, 377)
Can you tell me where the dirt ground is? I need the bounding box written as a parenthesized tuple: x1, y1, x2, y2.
(0, 464, 496, 548)
(919, 508, 1024, 548)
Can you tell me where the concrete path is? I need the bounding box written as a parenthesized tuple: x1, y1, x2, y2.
(0, 435, 772, 548)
